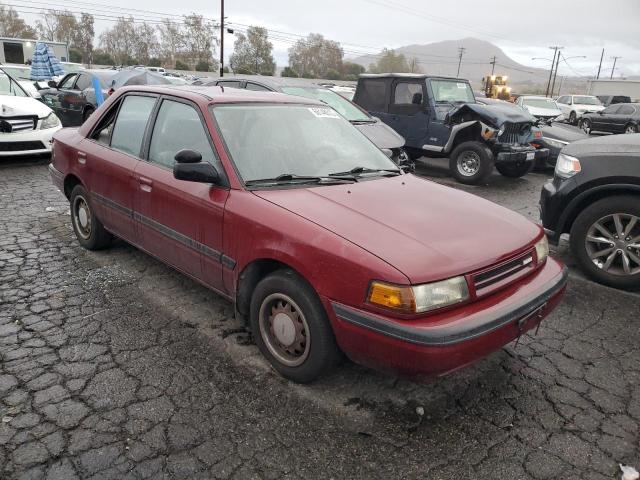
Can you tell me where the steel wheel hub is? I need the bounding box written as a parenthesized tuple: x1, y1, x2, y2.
(626, 125, 636, 134)
(259, 293, 310, 367)
(458, 151, 480, 176)
(586, 213, 640, 276)
(73, 196, 92, 239)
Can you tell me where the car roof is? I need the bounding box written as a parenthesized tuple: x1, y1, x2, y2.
(520, 95, 554, 99)
(116, 84, 326, 106)
(213, 75, 340, 90)
(359, 73, 467, 81)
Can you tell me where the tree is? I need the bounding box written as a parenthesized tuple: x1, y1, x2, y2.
(0, 6, 37, 38)
(325, 69, 341, 80)
(175, 60, 189, 70)
(341, 61, 365, 78)
(288, 33, 343, 78)
(148, 57, 162, 67)
(368, 49, 415, 73)
(99, 17, 138, 65)
(281, 67, 299, 78)
(92, 49, 115, 65)
(74, 13, 95, 64)
(36, 10, 78, 47)
(133, 22, 158, 65)
(69, 48, 82, 63)
(157, 19, 184, 67)
(229, 26, 275, 76)
(195, 61, 211, 72)
(182, 14, 218, 70)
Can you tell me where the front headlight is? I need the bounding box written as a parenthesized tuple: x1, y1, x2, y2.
(555, 153, 581, 179)
(40, 112, 61, 130)
(535, 236, 549, 264)
(367, 276, 470, 314)
(542, 137, 569, 149)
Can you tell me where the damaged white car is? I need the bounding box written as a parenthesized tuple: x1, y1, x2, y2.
(0, 68, 61, 157)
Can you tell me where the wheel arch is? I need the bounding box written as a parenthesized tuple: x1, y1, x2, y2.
(444, 122, 483, 154)
(559, 185, 640, 235)
(63, 174, 83, 199)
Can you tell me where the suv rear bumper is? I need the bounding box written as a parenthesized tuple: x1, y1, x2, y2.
(495, 145, 549, 163)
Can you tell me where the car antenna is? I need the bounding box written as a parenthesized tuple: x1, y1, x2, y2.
(220, 85, 224, 93)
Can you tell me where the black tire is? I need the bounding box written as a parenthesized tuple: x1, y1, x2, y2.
(249, 269, 342, 383)
(495, 161, 535, 178)
(579, 118, 592, 135)
(569, 111, 577, 125)
(570, 195, 640, 289)
(449, 141, 494, 185)
(69, 185, 113, 250)
(82, 107, 94, 123)
(625, 123, 638, 134)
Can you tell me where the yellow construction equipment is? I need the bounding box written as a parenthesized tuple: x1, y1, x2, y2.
(482, 75, 511, 100)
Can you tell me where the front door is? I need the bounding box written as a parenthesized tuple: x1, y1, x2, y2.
(134, 97, 229, 291)
(41, 73, 83, 127)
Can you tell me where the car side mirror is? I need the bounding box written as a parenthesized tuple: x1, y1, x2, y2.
(48, 80, 58, 88)
(411, 92, 423, 105)
(174, 161, 220, 184)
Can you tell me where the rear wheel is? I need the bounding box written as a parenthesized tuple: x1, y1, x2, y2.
(570, 196, 640, 289)
(625, 123, 638, 134)
(579, 118, 592, 135)
(449, 141, 494, 185)
(82, 107, 95, 123)
(249, 269, 342, 383)
(70, 185, 113, 250)
(495, 161, 534, 178)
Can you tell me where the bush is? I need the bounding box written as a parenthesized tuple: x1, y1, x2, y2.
(234, 66, 253, 75)
(69, 48, 82, 63)
(148, 57, 162, 67)
(91, 50, 115, 66)
(325, 69, 341, 80)
(301, 72, 314, 79)
(281, 67, 298, 78)
(175, 60, 189, 70)
(195, 61, 211, 72)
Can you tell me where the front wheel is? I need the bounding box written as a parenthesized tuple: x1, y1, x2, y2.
(249, 269, 342, 383)
(569, 111, 577, 125)
(570, 195, 640, 289)
(579, 118, 592, 135)
(495, 161, 534, 178)
(70, 185, 113, 250)
(449, 141, 494, 185)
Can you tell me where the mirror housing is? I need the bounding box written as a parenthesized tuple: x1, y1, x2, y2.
(48, 80, 58, 88)
(174, 149, 202, 164)
(174, 161, 220, 184)
(411, 92, 423, 105)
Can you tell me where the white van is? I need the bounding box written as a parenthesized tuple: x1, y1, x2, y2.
(147, 67, 166, 75)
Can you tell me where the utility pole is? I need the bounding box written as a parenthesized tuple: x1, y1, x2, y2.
(456, 47, 466, 77)
(546, 47, 561, 97)
(556, 76, 564, 97)
(596, 48, 604, 79)
(490, 55, 496, 75)
(610, 56, 621, 79)
(219, 0, 224, 77)
(550, 51, 563, 98)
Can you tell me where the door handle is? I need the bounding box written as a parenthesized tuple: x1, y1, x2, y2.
(138, 177, 153, 192)
(77, 151, 86, 164)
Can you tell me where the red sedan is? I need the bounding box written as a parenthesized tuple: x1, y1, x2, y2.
(49, 85, 567, 383)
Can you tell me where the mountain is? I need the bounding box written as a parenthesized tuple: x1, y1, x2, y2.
(350, 37, 552, 90)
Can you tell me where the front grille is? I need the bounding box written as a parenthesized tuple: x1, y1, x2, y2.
(0, 116, 37, 133)
(472, 249, 536, 297)
(0, 141, 46, 152)
(498, 122, 532, 144)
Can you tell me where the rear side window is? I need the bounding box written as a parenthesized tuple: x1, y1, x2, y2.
(148, 100, 217, 169)
(619, 105, 635, 115)
(110, 95, 156, 157)
(245, 82, 271, 92)
(75, 74, 92, 91)
(603, 105, 621, 114)
(217, 80, 242, 88)
(356, 79, 388, 112)
(59, 74, 78, 89)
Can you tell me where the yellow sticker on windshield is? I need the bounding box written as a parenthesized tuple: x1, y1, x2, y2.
(308, 107, 340, 118)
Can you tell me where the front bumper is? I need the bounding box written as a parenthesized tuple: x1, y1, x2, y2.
(495, 145, 549, 163)
(327, 258, 567, 380)
(0, 126, 61, 156)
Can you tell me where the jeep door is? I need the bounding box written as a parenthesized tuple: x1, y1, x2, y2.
(386, 79, 429, 149)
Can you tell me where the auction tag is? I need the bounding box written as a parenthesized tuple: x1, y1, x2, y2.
(526, 152, 535, 160)
(308, 107, 340, 118)
(456, 83, 467, 89)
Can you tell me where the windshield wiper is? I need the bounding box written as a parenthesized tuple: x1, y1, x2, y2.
(350, 119, 377, 125)
(328, 166, 401, 178)
(245, 173, 356, 187)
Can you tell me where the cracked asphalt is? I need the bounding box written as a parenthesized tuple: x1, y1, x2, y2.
(1, 156, 639, 479)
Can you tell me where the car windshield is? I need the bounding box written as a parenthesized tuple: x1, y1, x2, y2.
(523, 98, 559, 109)
(0, 72, 28, 97)
(430, 79, 475, 103)
(212, 104, 397, 184)
(280, 87, 371, 122)
(573, 96, 601, 106)
(1, 66, 31, 80)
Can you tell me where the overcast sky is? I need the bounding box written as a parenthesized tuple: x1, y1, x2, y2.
(20, 0, 640, 76)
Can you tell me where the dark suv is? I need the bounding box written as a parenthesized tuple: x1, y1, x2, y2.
(540, 134, 640, 289)
(354, 74, 548, 184)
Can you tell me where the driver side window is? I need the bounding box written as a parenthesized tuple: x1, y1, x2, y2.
(59, 74, 78, 89)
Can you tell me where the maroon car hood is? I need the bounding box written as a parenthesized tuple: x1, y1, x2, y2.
(254, 175, 541, 284)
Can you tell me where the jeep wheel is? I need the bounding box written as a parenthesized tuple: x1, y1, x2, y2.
(495, 161, 534, 178)
(449, 141, 494, 185)
(570, 195, 640, 289)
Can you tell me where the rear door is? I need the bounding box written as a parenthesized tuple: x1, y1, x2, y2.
(595, 104, 621, 132)
(41, 73, 80, 126)
(134, 96, 229, 290)
(353, 78, 396, 137)
(613, 104, 636, 133)
(80, 93, 157, 243)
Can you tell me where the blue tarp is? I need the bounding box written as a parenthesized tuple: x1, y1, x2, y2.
(29, 42, 65, 81)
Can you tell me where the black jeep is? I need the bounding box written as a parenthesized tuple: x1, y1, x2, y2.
(353, 73, 549, 184)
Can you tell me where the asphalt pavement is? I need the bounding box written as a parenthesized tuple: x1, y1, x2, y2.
(1, 156, 639, 480)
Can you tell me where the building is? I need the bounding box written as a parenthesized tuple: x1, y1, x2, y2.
(0, 38, 69, 65)
(587, 79, 640, 102)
